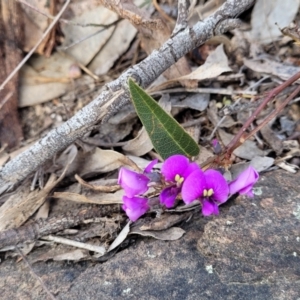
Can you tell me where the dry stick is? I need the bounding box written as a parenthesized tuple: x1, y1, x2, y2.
(0, 0, 255, 194)
(172, 0, 190, 36)
(0, 0, 71, 92)
(243, 84, 300, 142)
(225, 70, 300, 152)
(16, 247, 57, 300)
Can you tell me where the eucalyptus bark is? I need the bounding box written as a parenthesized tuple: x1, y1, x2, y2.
(0, 0, 255, 194)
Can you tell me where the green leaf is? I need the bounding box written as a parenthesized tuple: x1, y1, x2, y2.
(128, 78, 200, 160)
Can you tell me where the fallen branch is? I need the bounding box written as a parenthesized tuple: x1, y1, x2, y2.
(0, 0, 255, 194)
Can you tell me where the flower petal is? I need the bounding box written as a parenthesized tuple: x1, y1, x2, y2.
(122, 196, 149, 222)
(144, 159, 158, 173)
(201, 198, 219, 216)
(183, 162, 201, 178)
(204, 169, 229, 203)
(161, 155, 190, 181)
(229, 166, 259, 196)
(159, 186, 180, 208)
(118, 167, 149, 197)
(181, 169, 206, 204)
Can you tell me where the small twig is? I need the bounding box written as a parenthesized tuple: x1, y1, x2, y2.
(243, 85, 300, 142)
(16, 246, 56, 300)
(172, 0, 190, 36)
(152, 0, 174, 24)
(208, 75, 270, 140)
(0, 0, 71, 91)
(0, 92, 13, 110)
(42, 235, 106, 254)
(225, 70, 300, 152)
(150, 87, 257, 96)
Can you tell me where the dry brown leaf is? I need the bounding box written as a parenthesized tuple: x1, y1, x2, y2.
(19, 53, 74, 107)
(130, 227, 185, 241)
(53, 190, 123, 205)
(244, 58, 300, 82)
(260, 125, 283, 155)
(53, 249, 88, 261)
(218, 129, 265, 160)
(89, 19, 137, 75)
(0, 172, 64, 231)
(78, 148, 139, 177)
(179, 44, 232, 80)
(139, 212, 192, 231)
(62, 6, 118, 66)
(20, 0, 56, 55)
(75, 174, 120, 192)
(108, 221, 131, 252)
(151, 44, 232, 92)
(0, 145, 76, 231)
(122, 125, 153, 156)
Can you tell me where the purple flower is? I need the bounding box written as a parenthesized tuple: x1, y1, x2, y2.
(182, 169, 229, 216)
(228, 166, 259, 197)
(160, 155, 200, 208)
(118, 159, 158, 198)
(122, 196, 150, 222)
(118, 159, 158, 221)
(118, 168, 149, 198)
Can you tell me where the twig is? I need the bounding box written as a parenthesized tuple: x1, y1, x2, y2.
(0, 92, 13, 110)
(208, 75, 270, 140)
(225, 70, 300, 152)
(172, 0, 190, 36)
(243, 85, 300, 142)
(42, 235, 106, 254)
(0, 0, 71, 92)
(152, 0, 174, 24)
(16, 246, 56, 300)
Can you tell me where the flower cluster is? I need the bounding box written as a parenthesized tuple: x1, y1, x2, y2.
(118, 155, 259, 221)
(118, 160, 158, 221)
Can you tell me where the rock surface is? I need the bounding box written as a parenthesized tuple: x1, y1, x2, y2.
(0, 170, 299, 299)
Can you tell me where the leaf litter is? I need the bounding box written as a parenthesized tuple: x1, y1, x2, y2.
(1, 0, 300, 264)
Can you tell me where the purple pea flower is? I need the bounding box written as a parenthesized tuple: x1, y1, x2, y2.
(118, 159, 158, 221)
(181, 169, 229, 216)
(118, 159, 158, 198)
(160, 155, 200, 208)
(122, 196, 150, 222)
(228, 166, 259, 197)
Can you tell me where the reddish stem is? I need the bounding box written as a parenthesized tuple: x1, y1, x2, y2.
(243, 85, 300, 142)
(226, 71, 300, 152)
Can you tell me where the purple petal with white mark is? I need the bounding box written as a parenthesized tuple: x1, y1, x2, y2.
(161, 155, 190, 181)
(204, 169, 229, 203)
(181, 169, 206, 204)
(122, 196, 149, 222)
(118, 167, 149, 198)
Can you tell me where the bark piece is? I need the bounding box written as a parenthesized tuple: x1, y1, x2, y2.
(0, 0, 23, 148)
